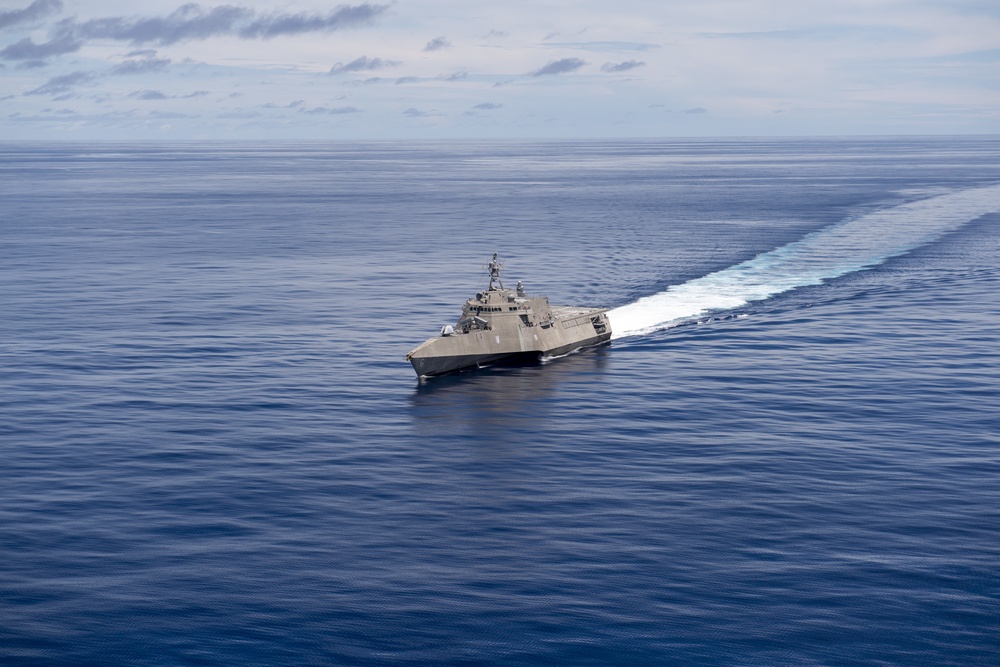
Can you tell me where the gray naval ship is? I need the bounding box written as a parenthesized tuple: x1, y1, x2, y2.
(406, 253, 612, 377)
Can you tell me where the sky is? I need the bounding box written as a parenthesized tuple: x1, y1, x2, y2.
(0, 0, 998, 139)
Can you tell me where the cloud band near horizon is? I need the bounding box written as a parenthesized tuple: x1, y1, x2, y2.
(0, 2, 390, 62)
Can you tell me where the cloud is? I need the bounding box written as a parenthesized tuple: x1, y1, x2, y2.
(530, 58, 586, 77)
(0, 33, 80, 60)
(69, 5, 254, 45)
(301, 105, 362, 114)
(423, 36, 450, 52)
(7, 110, 81, 122)
(127, 89, 207, 100)
(546, 41, 658, 53)
(24, 70, 94, 95)
(110, 55, 171, 75)
(149, 110, 197, 118)
(217, 109, 260, 119)
(601, 60, 645, 73)
(473, 102, 502, 110)
(128, 89, 169, 100)
(0, 0, 63, 31)
(22, 3, 389, 54)
(329, 55, 400, 74)
(6, 109, 162, 124)
(395, 76, 418, 84)
(402, 107, 430, 117)
(682, 107, 707, 114)
(700, 25, 916, 42)
(237, 4, 389, 39)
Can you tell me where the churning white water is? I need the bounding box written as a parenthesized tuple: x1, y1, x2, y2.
(608, 184, 1000, 338)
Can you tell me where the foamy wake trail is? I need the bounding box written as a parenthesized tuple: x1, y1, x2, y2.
(607, 184, 1000, 339)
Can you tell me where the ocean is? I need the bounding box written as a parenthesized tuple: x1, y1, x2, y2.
(1, 137, 998, 666)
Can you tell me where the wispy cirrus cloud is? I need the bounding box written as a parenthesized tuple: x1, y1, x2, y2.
(423, 36, 450, 52)
(148, 110, 198, 119)
(238, 5, 387, 39)
(0, 2, 390, 63)
(544, 41, 658, 53)
(128, 89, 170, 100)
(0, 0, 62, 31)
(464, 102, 503, 116)
(402, 107, 440, 117)
(69, 3, 389, 45)
(67, 4, 252, 45)
(20, 53, 175, 96)
(300, 105, 362, 115)
(0, 33, 79, 61)
(110, 54, 172, 75)
(699, 25, 918, 42)
(24, 69, 93, 95)
(601, 60, 645, 73)
(328, 55, 400, 74)
(530, 58, 586, 76)
(128, 89, 208, 100)
(352, 71, 467, 86)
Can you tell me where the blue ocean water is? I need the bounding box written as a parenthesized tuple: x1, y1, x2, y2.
(1, 137, 999, 666)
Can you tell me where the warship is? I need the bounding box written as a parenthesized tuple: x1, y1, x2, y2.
(406, 254, 612, 377)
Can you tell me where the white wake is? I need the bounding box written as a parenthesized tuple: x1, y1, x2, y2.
(607, 184, 1000, 339)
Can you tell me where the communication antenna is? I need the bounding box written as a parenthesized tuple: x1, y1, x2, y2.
(485, 252, 504, 290)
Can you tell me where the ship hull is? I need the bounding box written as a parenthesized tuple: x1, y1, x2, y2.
(405, 259, 612, 378)
(408, 330, 611, 377)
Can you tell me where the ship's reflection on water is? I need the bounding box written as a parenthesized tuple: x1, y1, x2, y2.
(409, 344, 612, 443)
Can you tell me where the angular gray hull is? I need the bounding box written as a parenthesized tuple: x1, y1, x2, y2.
(407, 306, 612, 377)
(406, 254, 613, 377)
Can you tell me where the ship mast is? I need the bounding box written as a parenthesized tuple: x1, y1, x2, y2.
(486, 252, 504, 291)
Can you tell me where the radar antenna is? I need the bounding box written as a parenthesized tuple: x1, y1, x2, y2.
(485, 252, 504, 290)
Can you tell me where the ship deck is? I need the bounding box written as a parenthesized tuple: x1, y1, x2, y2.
(550, 305, 608, 318)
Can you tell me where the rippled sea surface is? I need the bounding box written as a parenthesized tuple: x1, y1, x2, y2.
(2, 138, 999, 666)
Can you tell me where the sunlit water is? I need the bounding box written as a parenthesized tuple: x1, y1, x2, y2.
(1, 138, 999, 666)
